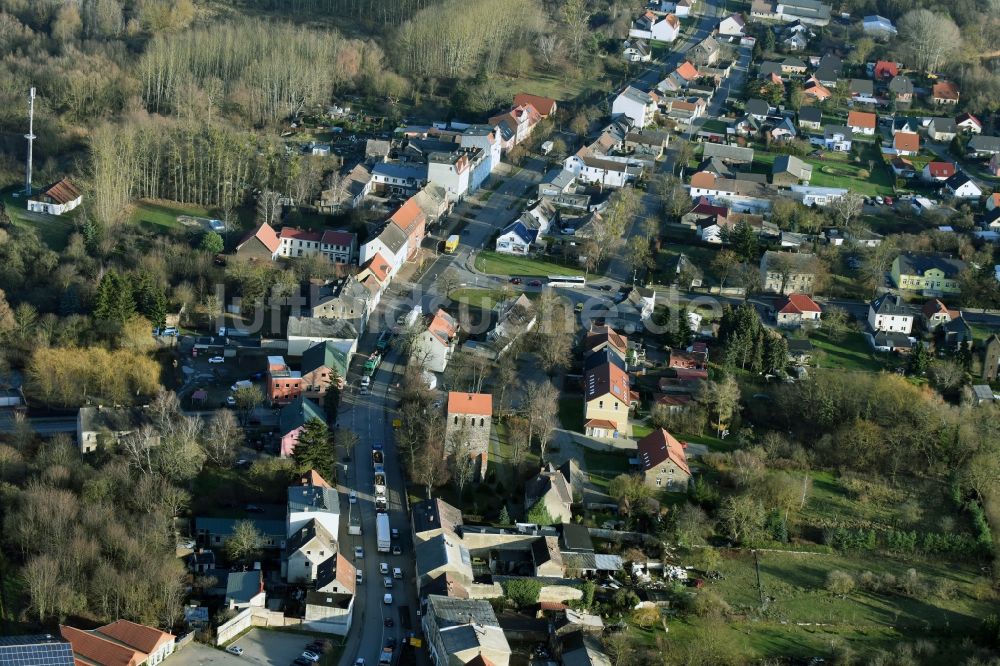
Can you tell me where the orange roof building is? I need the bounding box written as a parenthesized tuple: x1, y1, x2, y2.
(584, 325, 628, 359)
(513, 93, 558, 117)
(413, 308, 459, 373)
(932, 80, 960, 103)
(235, 222, 281, 260)
(637, 428, 691, 489)
(389, 197, 427, 260)
(675, 61, 699, 81)
(447, 391, 493, 417)
(893, 131, 920, 153)
(60, 621, 176, 666)
(847, 110, 877, 130)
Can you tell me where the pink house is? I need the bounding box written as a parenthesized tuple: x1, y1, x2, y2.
(279, 396, 326, 458)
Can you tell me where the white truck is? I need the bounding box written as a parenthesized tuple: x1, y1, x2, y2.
(376, 513, 391, 553)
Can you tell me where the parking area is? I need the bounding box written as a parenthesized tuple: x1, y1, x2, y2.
(226, 629, 322, 666)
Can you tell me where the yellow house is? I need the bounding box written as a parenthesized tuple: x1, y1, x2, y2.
(891, 253, 965, 296)
(583, 354, 631, 439)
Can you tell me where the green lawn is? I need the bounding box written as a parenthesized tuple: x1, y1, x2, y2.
(489, 70, 610, 105)
(449, 288, 507, 309)
(129, 199, 216, 231)
(1, 187, 77, 250)
(809, 331, 886, 372)
(474, 250, 586, 277)
(752, 148, 895, 196)
(582, 447, 632, 490)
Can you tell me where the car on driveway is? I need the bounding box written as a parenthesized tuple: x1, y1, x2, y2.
(226, 646, 244, 656)
(208, 356, 225, 364)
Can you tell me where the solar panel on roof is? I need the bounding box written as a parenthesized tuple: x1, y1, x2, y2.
(0, 636, 75, 666)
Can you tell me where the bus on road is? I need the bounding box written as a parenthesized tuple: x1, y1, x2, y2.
(444, 235, 460, 254)
(547, 275, 587, 288)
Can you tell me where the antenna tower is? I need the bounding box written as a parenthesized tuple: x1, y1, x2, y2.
(24, 87, 35, 195)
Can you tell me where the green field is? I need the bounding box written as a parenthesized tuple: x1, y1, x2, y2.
(474, 250, 586, 277)
(489, 70, 610, 105)
(809, 331, 886, 372)
(582, 447, 632, 490)
(129, 199, 217, 231)
(752, 148, 895, 196)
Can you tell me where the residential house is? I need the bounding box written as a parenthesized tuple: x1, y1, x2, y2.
(513, 93, 557, 118)
(780, 56, 808, 75)
(890, 157, 916, 179)
(495, 220, 537, 256)
(760, 250, 818, 294)
(27, 178, 82, 216)
(932, 80, 960, 105)
(629, 11, 681, 42)
(768, 116, 798, 142)
(813, 54, 841, 86)
(622, 38, 652, 62)
(718, 12, 746, 36)
(355, 253, 392, 306)
(758, 61, 783, 78)
(531, 536, 565, 577)
(563, 148, 644, 188)
(637, 429, 691, 491)
(987, 192, 1000, 211)
(891, 252, 966, 295)
(427, 151, 473, 203)
(287, 474, 340, 539)
(488, 103, 542, 153)
(278, 396, 326, 458)
(664, 96, 707, 125)
(304, 586, 355, 636)
(772, 155, 812, 186)
(285, 519, 336, 584)
(968, 135, 1000, 156)
(891, 116, 919, 135)
(873, 60, 899, 80)
(583, 325, 629, 362)
(445, 392, 492, 479)
(790, 185, 848, 206)
(194, 516, 285, 550)
(422, 596, 511, 666)
(286, 315, 359, 357)
(301, 341, 349, 404)
(781, 28, 810, 51)
(922, 161, 956, 182)
(868, 330, 915, 353)
(583, 355, 631, 439)
(235, 222, 281, 261)
(945, 172, 983, 199)
(847, 111, 877, 135)
(687, 35, 722, 67)
(821, 125, 852, 151)
(370, 162, 427, 195)
(309, 277, 372, 335)
(956, 113, 983, 134)
(608, 287, 656, 332)
(658, 60, 700, 92)
(0, 635, 74, 666)
(888, 75, 913, 104)
(702, 142, 754, 163)
(802, 77, 831, 102)
(927, 117, 957, 142)
(862, 14, 897, 36)
(358, 222, 408, 277)
(892, 131, 920, 156)
(226, 570, 265, 610)
(60, 622, 176, 666)
(868, 293, 915, 333)
(798, 106, 822, 129)
(624, 129, 670, 157)
(415, 535, 474, 594)
(77, 406, 147, 454)
(525, 463, 575, 524)
(412, 498, 463, 544)
(267, 355, 303, 405)
(750, 0, 831, 25)
(560, 631, 612, 666)
(389, 197, 428, 260)
(849, 78, 876, 104)
(746, 98, 772, 121)
(612, 86, 659, 129)
(412, 309, 459, 373)
(667, 252, 703, 288)
(775, 293, 822, 327)
(986, 154, 1000, 178)
(941, 315, 973, 350)
(484, 293, 537, 358)
(922, 299, 960, 330)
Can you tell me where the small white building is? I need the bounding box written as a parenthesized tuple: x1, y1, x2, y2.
(944, 172, 983, 199)
(564, 150, 643, 188)
(629, 11, 681, 42)
(411, 309, 459, 373)
(612, 86, 659, 129)
(862, 14, 897, 37)
(788, 185, 848, 206)
(495, 221, 537, 256)
(27, 178, 82, 216)
(718, 12, 745, 36)
(622, 38, 652, 62)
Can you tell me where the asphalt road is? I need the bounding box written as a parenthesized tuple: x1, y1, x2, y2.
(336, 297, 421, 666)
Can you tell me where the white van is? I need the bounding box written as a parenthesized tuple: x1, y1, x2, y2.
(392, 567, 402, 580)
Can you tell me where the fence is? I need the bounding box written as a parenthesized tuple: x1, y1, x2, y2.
(215, 607, 304, 646)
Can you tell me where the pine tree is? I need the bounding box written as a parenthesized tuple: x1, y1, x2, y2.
(498, 505, 511, 525)
(908, 342, 931, 376)
(293, 418, 334, 476)
(93, 271, 135, 324)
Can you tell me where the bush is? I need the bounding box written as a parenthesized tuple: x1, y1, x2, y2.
(826, 570, 856, 596)
(690, 589, 730, 618)
(501, 579, 543, 607)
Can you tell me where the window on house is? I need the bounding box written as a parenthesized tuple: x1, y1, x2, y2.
(454, 416, 459, 425)
(599, 400, 604, 409)
(480, 418, 485, 427)
(656, 477, 662, 487)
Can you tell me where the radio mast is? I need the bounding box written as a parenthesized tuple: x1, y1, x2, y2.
(24, 87, 35, 195)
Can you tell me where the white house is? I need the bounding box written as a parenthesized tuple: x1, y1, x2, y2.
(358, 223, 408, 277)
(370, 162, 428, 195)
(564, 149, 643, 188)
(285, 519, 336, 584)
(495, 221, 537, 256)
(27, 178, 82, 216)
(287, 483, 341, 540)
(277, 227, 357, 264)
(612, 86, 659, 129)
(622, 38, 652, 62)
(822, 125, 852, 152)
(944, 172, 982, 199)
(868, 293, 914, 333)
(718, 12, 745, 36)
(427, 151, 472, 203)
(630, 11, 681, 42)
(411, 309, 458, 373)
(226, 571, 266, 610)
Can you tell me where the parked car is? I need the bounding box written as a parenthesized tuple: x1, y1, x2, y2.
(380, 562, 389, 575)
(509, 277, 521, 285)
(161, 327, 178, 336)
(384, 618, 394, 628)
(226, 646, 244, 656)
(208, 356, 225, 364)
(356, 569, 363, 584)
(392, 545, 402, 556)
(355, 546, 364, 559)
(349, 490, 357, 504)
(226, 396, 236, 406)
(301, 652, 320, 663)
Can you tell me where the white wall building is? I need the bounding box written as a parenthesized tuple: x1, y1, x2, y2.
(867, 293, 914, 333)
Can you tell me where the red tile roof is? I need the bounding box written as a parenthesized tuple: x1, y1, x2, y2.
(301, 470, 332, 488)
(584, 325, 628, 356)
(689, 171, 718, 188)
(321, 230, 355, 246)
(513, 93, 558, 117)
(988, 193, 1000, 208)
(61, 626, 146, 666)
(847, 111, 876, 129)
(932, 80, 960, 101)
(96, 620, 174, 655)
(894, 131, 919, 152)
(803, 77, 830, 100)
(874, 60, 898, 79)
(238, 222, 281, 254)
(956, 112, 981, 128)
(675, 61, 699, 81)
(389, 198, 426, 237)
(280, 226, 323, 242)
(925, 161, 956, 179)
(447, 391, 493, 416)
(637, 428, 690, 475)
(656, 393, 692, 407)
(364, 252, 391, 282)
(427, 308, 458, 346)
(40, 178, 81, 205)
(585, 361, 629, 402)
(584, 418, 620, 430)
(335, 552, 357, 595)
(778, 293, 822, 314)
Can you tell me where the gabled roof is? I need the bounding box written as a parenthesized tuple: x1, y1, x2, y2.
(301, 469, 332, 488)
(278, 395, 325, 435)
(893, 131, 919, 152)
(280, 226, 323, 242)
(514, 93, 557, 117)
(888, 75, 913, 94)
(389, 197, 426, 237)
(932, 80, 960, 100)
(286, 517, 336, 555)
(970, 135, 1000, 152)
(922, 299, 955, 320)
(316, 552, 356, 594)
(60, 626, 145, 666)
(427, 308, 458, 346)
(945, 171, 978, 191)
(39, 178, 81, 205)
(924, 161, 956, 178)
(288, 483, 340, 515)
(499, 220, 538, 245)
(321, 229, 355, 246)
(870, 293, 913, 316)
(584, 360, 629, 402)
(301, 340, 349, 379)
(286, 315, 358, 340)
(746, 98, 771, 116)
(778, 293, 822, 314)
(412, 498, 463, 536)
(849, 78, 874, 95)
(798, 106, 822, 123)
(956, 112, 982, 128)
(95, 621, 175, 656)
(0, 635, 74, 665)
(873, 60, 898, 78)
(363, 252, 392, 282)
(447, 392, 493, 417)
(847, 111, 877, 129)
(226, 570, 263, 604)
(236, 222, 281, 254)
(637, 429, 690, 475)
(584, 325, 628, 356)
(376, 219, 409, 256)
(675, 61, 699, 81)
(929, 117, 956, 133)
